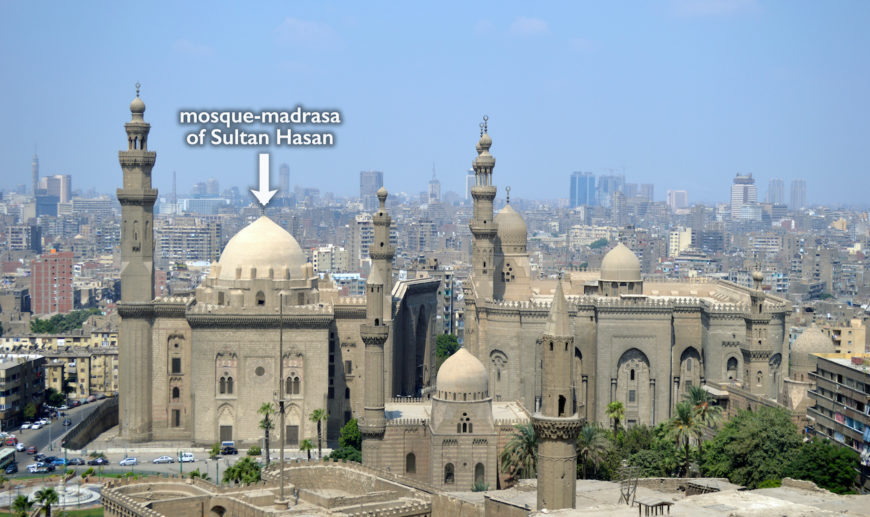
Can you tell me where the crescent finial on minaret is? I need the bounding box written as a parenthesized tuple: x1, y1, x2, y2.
(135, 82, 141, 97)
(506, 186, 511, 204)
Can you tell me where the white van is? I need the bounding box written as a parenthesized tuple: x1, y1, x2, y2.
(178, 452, 195, 463)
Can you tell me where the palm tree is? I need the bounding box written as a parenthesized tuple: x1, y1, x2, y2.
(499, 423, 537, 484)
(683, 385, 724, 460)
(300, 439, 314, 460)
(34, 487, 59, 517)
(668, 401, 701, 478)
(258, 402, 276, 466)
(576, 424, 611, 479)
(309, 408, 328, 459)
(11, 494, 33, 517)
(606, 401, 625, 437)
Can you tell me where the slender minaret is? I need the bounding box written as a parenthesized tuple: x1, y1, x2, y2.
(369, 187, 397, 393)
(31, 150, 39, 195)
(743, 270, 772, 396)
(533, 278, 583, 510)
(117, 84, 156, 442)
(359, 255, 390, 465)
(469, 116, 497, 300)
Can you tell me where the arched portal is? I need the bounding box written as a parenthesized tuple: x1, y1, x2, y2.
(616, 348, 651, 427)
(679, 347, 702, 397)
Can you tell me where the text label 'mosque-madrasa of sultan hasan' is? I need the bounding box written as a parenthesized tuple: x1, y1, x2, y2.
(117, 92, 790, 496)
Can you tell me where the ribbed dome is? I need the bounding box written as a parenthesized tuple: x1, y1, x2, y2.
(495, 204, 527, 247)
(792, 325, 835, 354)
(436, 348, 489, 400)
(216, 216, 306, 280)
(600, 243, 641, 282)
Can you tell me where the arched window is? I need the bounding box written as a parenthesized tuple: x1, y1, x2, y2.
(172, 387, 180, 400)
(227, 377, 234, 394)
(727, 357, 738, 380)
(256, 291, 265, 306)
(558, 395, 566, 416)
(292, 377, 300, 394)
(285, 377, 292, 395)
(219, 377, 226, 394)
(475, 463, 485, 484)
(345, 387, 350, 399)
(444, 463, 454, 484)
(630, 369, 635, 381)
(406, 453, 416, 474)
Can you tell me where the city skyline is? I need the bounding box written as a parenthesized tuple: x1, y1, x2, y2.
(1, 2, 869, 206)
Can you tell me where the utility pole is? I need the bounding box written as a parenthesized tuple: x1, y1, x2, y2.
(278, 293, 286, 503)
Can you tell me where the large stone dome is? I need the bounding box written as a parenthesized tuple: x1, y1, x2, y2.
(495, 204, 527, 248)
(215, 216, 307, 280)
(600, 243, 641, 282)
(436, 348, 489, 401)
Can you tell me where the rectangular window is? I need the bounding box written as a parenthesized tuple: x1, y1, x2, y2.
(171, 357, 181, 374)
(629, 390, 636, 402)
(172, 409, 180, 427)
(286, 425, 299, 446)
(344, 360, 352, 374)
(328, 387, 334, 399)
(219, 425, 233, 442)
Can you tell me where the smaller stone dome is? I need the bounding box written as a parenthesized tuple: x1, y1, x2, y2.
(130, 96, 145, 115)
(791, 325, 835, 373)
(436, 348, 489, 400)
(600, 243, 641, 282)
(495, 204, 527, 248)
(478, 132, 492, 151)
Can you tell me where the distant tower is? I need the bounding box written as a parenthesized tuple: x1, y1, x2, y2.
(533, 279, 583, 510)
(279, 163, 290, 200)
(31, 151, 39, 195)
(790, 179, 807, 210)
(469, 116, 497, 300)
(742, 270, 777, 398)
(359, 170, 384, 212)
(730, 173, 757, 219)
(360, 191, 392, 465)
(117, 84, 156, 442)
(428, 164, 441, 204)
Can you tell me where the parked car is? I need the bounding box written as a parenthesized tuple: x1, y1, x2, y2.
(152, 456, 174, 464)
(119, 457, 138, 466)
(15, 443, 25, 452)
(5, 463, 18, 474)
(71, 401, 81, 408)
(26, 446, 37, 455)
(50, 458, 68, 467)
(35, 453, 48, 462)
(178, 452, 195, 463)
(220, 446, 238, 455)
(30, 423, 42, 430)
(26, 462, 55, 473)
(20, 423, 31, 430)
(58, 405, 69, 410)
(36, 418, 49, 426)
(67, 458, 85, 466)
(87, 457, 109, 466)
(4, 436, 17, 446)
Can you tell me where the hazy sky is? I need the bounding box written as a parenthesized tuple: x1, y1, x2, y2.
(1, 1, 868, 206)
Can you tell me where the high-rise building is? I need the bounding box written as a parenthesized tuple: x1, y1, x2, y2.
(155, 217, 222, 264)
(8, 225, 41, 252)
(668, 227, 693, 257)
(790, 179, 807, 210)
(639, 183, 654, 202)
(569, 171, 595, 207)
(611, 190, 627, 226)
(596, 174, 624, 208)
(39, 174, 72, 203)
(279, 163, 290, 199)
(31, 152, 39, 196)
(666, 190, 689, 211)
(32, 250, 74, 315)
(465, 169, 475, 201)
(206, 177, 219, 196)
(730, 173, 757, 220)
(360, 170, 384, 212)
(767, 178, 785, 204)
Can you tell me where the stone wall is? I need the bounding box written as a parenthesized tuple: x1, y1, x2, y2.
(63, 397, 118, 450)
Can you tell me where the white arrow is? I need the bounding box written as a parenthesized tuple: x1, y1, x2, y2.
(250, 153, 278, 207)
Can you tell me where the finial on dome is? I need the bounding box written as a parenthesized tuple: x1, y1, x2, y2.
(135, 82, 141, 98)
(483, 115, 488, 134)
(506, 186, 511, 204)
(479, 122, 484, 137)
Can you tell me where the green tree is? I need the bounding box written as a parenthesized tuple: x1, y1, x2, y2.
(210, 443, 221, 459)
(258, 402, 275, 466)
(589, 238, 608, 249)
(222, 456, 261, 484)
(702, 406, 802, 488)
(309, 408, 328, 459)
(300, 439, 314, 461)
(45, 387, 66, 407)
(23, 402, 37, 421)
(500, 423, 537, 484)
(683, 385, 724, 462)
(606, 401, 625, 437)
(189, 468, 210, 480)
(34, 486, 59, 517)
(577, 424, 611, 479)
(667, 401, 701, 477)
(329, 418, 362, 462)
(784, 439, 859, 494)
(30, 308, 101, 334)
(11, 494, 33, 517)
(247, 446, 262, 456)
(436, 333, 460, 367)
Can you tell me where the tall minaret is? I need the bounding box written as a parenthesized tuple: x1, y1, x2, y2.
(370, 187, 397, 393)
(31, 151, 39, 195)
(533, 278, 583, 510)
(359, 255, 390, 466)
(743, 270, 772, 396)
(117, 84, 156, 442)
(469, 116, 497, 300)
